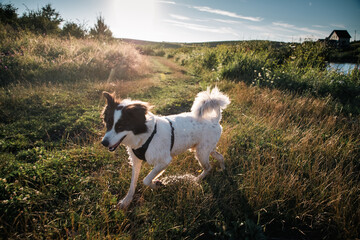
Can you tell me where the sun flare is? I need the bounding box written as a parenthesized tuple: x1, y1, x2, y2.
(111, 0, 158, 40)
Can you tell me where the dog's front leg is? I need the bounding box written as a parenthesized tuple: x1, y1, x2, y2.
(143, 161, 169, 189)
(118, 158, 142, 209)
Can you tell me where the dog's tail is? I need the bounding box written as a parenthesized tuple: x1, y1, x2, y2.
(191, 87, 230, 122)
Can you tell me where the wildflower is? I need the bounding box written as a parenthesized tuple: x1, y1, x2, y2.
(2, 200, 9, 204)
(4, 66, 8, 70)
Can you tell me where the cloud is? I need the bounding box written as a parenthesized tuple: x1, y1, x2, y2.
(170, 14, 190, 21)
(213, 18, 243, 24)
(192, 5, 263, 22)
(312, 25, 327, 28)
(331, 23, 346, 29)
(272, 21, 326, 36)
(158, 0, 176, 4)
(164, 19, 239, 36)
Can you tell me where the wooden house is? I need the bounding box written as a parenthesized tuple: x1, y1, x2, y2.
(327, 30, 352, 47)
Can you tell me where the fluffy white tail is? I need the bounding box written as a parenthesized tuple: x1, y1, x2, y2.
(191, 87, 230, 122)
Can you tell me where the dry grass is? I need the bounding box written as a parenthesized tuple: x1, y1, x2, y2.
(218, 81, 360, 238)
(1, 34, 151, 86)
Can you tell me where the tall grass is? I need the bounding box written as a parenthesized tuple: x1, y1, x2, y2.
(0, 31, 150, 86)
(0, 33, 154, 239)
(219, 81, 359, 238)
(170, 41, 360, 113)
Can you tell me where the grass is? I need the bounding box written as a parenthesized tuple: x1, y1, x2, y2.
(168, 41, 360, 114)
(220, 82, 359, 239)
(1, 34, 359, 239)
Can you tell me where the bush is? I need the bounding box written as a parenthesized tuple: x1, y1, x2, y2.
(171, 41, 360, 114)
(61, 21, 86, 38)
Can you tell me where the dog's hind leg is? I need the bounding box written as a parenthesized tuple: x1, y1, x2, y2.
(211, 151, 225, 170)
(118, 158, 142, 209)
(194, 149, 212, 181)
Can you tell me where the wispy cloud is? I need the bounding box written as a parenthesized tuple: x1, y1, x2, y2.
(312, 25, 327, 28)
(192, 6, 263, 22)
(213, 18, 243, 24)
(331, 23, 346, 29)
(158, 0, 176, 4)
(170, 14, 190, 21)
(272, 21, 326, 36)
(164, 19, 239, 36)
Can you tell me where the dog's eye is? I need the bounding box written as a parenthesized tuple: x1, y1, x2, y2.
(115, 123, 124, 132)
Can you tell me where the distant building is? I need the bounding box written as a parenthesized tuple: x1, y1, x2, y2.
(321, 30, 352, 47)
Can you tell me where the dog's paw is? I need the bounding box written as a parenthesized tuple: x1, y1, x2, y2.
(117, 199, 131, 209)
(155, 180, 164, 187)
(149, 180, 164, 189)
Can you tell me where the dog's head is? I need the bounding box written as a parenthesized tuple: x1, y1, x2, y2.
(101, 91, 149, 151)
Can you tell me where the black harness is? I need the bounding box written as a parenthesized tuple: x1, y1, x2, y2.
(132, 119, 175, 162)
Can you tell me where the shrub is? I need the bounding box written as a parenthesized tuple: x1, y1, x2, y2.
(61, 21, 87, 38)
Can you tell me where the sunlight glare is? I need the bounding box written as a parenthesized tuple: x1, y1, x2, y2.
(111, 0, 158, 40)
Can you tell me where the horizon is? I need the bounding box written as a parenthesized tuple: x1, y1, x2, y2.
(3, 0, 360, 43)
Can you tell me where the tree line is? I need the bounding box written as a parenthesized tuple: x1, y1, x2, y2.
(0, 3, 113, 39)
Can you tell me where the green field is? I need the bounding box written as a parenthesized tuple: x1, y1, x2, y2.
(1, 33, 359, 239)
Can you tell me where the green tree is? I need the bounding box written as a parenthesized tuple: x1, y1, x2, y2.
(90, 15, 112, 39)
(20, 4, 63, 35)
(0, 3, 19, 28)
(62, 21, 87, 38)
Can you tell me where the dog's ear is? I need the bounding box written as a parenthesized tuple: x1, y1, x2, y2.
(123, 103, 150, 135)
(124, 103, 149, 118)
(103, 91, 115, 105)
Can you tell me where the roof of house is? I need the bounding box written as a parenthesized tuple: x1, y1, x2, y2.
(329, 30, 352, 39)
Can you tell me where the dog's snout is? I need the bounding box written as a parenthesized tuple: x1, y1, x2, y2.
(101, 139, 109, 147)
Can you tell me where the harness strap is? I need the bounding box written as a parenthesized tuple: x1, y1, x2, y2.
(132, 122, 157, 162)
(131, 118, 175, 162)
(166, 118, 175, 151)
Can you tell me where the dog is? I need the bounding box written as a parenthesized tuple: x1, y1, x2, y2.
(101, 87, 230, 209)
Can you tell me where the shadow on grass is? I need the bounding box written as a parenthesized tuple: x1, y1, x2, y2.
(125, 168, 265, 240)
(200, 169, 266, 240)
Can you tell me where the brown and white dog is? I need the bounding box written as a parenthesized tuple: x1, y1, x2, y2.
(101, 87, 230, 208)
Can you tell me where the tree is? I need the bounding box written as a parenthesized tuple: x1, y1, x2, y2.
(20, 4, 63, 35)
(90, 15, 112, 39)
(62, 21, 87, 38)
(0, 3, 19, 28)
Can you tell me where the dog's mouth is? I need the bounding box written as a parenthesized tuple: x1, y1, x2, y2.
(109, 135, 127, 152)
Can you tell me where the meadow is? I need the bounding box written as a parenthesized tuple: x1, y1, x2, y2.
(1, 32, 359, 240)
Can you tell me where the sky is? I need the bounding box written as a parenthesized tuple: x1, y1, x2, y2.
(2, 0, 360, 43)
